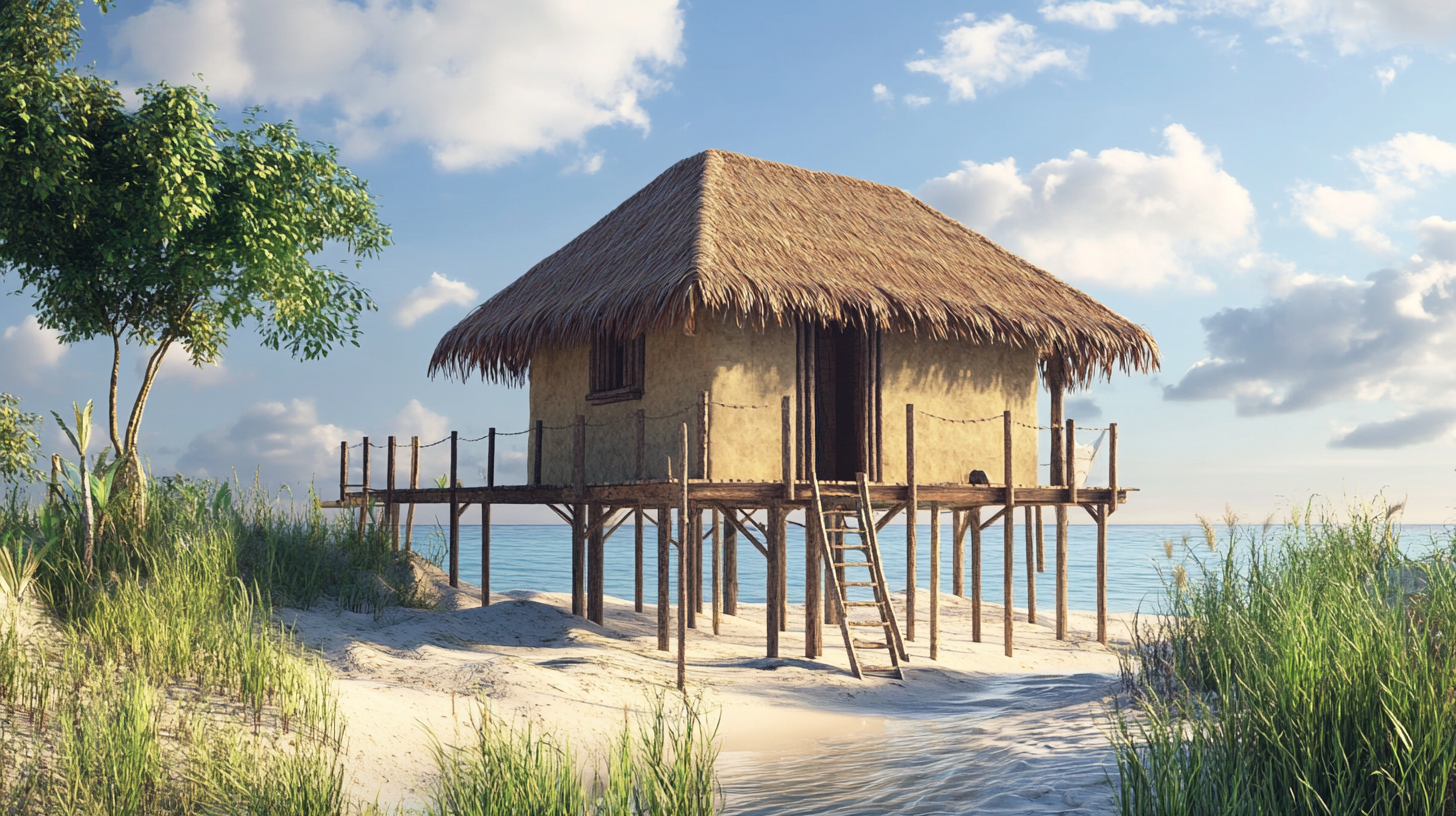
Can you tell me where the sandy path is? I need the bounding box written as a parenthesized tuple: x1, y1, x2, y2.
(280, 562, 1133, 814)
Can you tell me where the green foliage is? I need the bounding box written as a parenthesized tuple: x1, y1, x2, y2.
(0, 527, 55, 602)
(427, 693, 722, 816)
(1110, 501, 1456, 816)
(0, 0, 389, 459)
(0, 393, 42, 485)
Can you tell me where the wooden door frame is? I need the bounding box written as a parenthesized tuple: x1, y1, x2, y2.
(796, 323, 882, 482)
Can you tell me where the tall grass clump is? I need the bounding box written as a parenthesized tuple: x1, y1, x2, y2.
(1111, 500, 1456, 816)
(428, 692, 722, 816)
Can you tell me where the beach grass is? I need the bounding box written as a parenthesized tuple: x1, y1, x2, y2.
(427, 691, 722, 816)
(1111, 501, 1456, 815)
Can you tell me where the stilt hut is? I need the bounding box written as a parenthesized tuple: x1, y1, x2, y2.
(348, 149, 1160, 678)
(430, 149, 1156, 487)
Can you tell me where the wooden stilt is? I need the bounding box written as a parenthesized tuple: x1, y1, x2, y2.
(339, 441, 348, 504)
(952, 509, 965, 598)
(929, 501, 940, 660)
(1003, 410, 1014, 657)
(1056, 503, 1069, 641)
(678, 424, 689, 690)
(724, 524, 738, 615)
(1035, 505, 1045, 573)
(404, 436, 418, 552)
(824, 511, 839, 625)
(483, 429, 494, 606)
(657, 505, 670, 651)
(1109, 422, 1119, 515)
(777, 504, 788, 633)
(1025, 505, 1036, 625)
(572, 415, 586, 618)
(767, 504, 781, 658)
(634, 506, 644, 613)
(447, 432, 460, 587)
(805, 500, 822, 658)
(359, 437, 370, 539)
(712, 508, 722, 635)
(387, 437, 397, 551)
(1097, 504, 1108, 645)
(588, 503, 605, 624)
(687, 510, 699, 629)
(970, 506, 982, 642)
(905, 404, 917, 642)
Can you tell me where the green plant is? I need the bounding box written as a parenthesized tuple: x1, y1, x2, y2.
(51, 401, 95, 575)
(0, 393, 42, 485)
(1110, 500, 1456, 816)
(0, 529, 55, 602)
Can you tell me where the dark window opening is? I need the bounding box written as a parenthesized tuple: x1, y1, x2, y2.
(814, 326, 863, 482)
(588, 333, 645, 404)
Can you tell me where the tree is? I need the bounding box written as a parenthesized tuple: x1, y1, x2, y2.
(0, 0, 391, 519)
(0, 393, 42, 485)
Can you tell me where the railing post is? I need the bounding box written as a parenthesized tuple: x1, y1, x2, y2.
(387, 436, 397, 551)
(1109, 422, 1118, 514)
(449, 431, 459, 588)
(781, 396, 792, 500)
(483, 428, 495, 606)
(339, 442, 348, 505)
(405, 436, 419, 552)
(533, 419, 544, 485)
(1003, 410, 1015, 657)
(358, 437, 370, 539)
(572, 415, 586, 617)
(905, 404, 916, 642)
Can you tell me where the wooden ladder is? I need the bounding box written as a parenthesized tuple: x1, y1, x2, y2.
(810, 472, 908, 680)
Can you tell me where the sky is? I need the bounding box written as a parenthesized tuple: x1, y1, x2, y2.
(4, 0, 1456, 524)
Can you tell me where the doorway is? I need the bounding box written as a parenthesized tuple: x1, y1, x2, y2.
(805, 325, 881, 482)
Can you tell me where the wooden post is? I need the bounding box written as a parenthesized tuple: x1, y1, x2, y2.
(1109, 422, 1119, 515)
(1003, 410, 1014, 657)
(588, 504, 605, 624)
(532, 419, 544, 485)
(405, 436, 419, 552)
(1064, 419, 1076, 642)
(970, 506, 982, 643)
(687, 509, 699, 628)
(929, 501, 941, 660)
(1035, 505, 1045, 573)
(905, 404, 917, 642)
(634, 505, 645, 613)
(766, 504, 781, 658)
(711, 508, 722, 635)
(952, 509, 965, 598)
(657, 505, 670, 651)
(825, 512, 840, 625)
(358, 437, 370, 539)
(724, 523, 738, 616)
(781, 396, 793, 500)
(339, 441, 348, 504)
(483, 429, 494, 606)
(777, 504, 788, 633)
(386, 437, 398, 552)
(697, 391, 709, 479)
(1050, 370, 1068, 640)
(1024, 504, 1036, 625)
(1066, 419, 1077, 504)
(448, 432, 459, 588)
(572, 415, 586, 618)
(1097, 505, 1108, 645)
(805, 500, 822, 658)
(678, 424, 689, 690)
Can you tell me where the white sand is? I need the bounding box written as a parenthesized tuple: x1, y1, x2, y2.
(281, 560, 1134, 814)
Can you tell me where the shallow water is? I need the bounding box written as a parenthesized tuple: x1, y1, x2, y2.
(415, 522, 1450, 614)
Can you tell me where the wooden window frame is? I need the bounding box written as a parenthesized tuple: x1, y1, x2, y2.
(587, 333, 645, 404)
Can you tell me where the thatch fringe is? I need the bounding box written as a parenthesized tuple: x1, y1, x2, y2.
(430, 150, 1158, 388)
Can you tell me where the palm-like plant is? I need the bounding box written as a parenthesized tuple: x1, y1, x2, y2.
(52, 400, 95, 576)
(0, 529, 55, 602)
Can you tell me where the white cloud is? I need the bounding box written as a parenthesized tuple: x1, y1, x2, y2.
(394, 272, 480, 328)
(872, 83, 894, 102)
(1, 315, 68, 383)
(562, 151, 605, 176)
(1165, 258, 1456, 447)
(176, 398, 359, 483)
(1376, 54, 1413, 87)
(111, 0, 685, 171)
(906, 13, 1084, 101)
(903, 94, 932, 108)
(919, 124, 1256, 289)
(1039, 1, 1178, 30)
(1186, 0, 1456, 54)
(1293, 132, 1456, 251)
(1191, 25, 1242, 51)
(1417, 216, 1456, 261)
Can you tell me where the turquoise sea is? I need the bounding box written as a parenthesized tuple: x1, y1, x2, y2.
(411, 521, 1453, 614)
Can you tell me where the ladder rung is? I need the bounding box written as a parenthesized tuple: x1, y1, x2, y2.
(843, 601, 882, 607)
(861, 665, 902, 674)
(842, 581, 875, 587)
(832, 544, 868, 550)
(824, 527, 863, 533)
(847, 620, 891, 627)
(852, 640, 890, 649)
(834, 562, 872, 568)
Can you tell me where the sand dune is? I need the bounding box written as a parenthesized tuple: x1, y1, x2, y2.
(281, 559, 1133, 813)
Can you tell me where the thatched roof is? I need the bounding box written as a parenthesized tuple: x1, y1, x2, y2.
(430, 149, 1158, 387)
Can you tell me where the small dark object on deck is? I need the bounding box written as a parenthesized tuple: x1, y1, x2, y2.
(968, 470, 990, 485)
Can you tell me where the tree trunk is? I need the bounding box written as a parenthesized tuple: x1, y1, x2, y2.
(116, 339, 174, 531)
